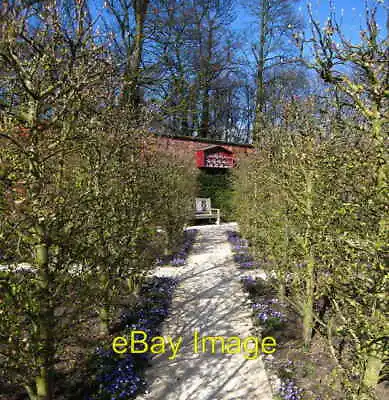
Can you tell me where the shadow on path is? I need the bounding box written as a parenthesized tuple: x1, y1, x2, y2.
(137, 223, 272, 400)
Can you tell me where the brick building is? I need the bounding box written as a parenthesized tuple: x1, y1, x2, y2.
(152, 135, 254, 170)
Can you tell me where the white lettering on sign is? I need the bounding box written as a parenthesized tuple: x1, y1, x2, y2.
(205, 153, 234, 168)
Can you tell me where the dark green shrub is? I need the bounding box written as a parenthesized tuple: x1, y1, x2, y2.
(197, 169, 233, 221)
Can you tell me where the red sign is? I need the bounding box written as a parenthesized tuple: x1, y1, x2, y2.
(205, 152, 234, 168)
(196, 146, 235, 168)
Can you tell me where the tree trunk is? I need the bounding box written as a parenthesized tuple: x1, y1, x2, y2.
(122, 0, 149, 108)
(254, 0, 268, 141)
(302, 170, 315, 350)
(34, 225, 54, 400)
(362, 348, 384, 395)
(302, 255, 314, 350)
(199, 23, 213, 139)
(359, 116, 386, 394)
(278, 222, 289, 303)
(99, 304, 110, 336)
(199, 86, 210, 138)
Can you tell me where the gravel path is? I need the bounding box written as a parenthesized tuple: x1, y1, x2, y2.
(138, 223, 273, 400)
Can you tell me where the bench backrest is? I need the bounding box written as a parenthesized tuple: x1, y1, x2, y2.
(195, 197, 211, 213)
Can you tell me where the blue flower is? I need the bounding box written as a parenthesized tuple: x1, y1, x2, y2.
(89, 276, 178, 399)
(278, 379, 304, 400)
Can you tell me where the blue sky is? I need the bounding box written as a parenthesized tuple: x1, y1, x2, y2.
(302, 0, 387, 41)
(91, 1, 387, 46)
(234, 0, 388, 44)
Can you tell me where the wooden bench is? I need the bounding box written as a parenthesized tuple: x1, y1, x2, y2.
(194, 198, 220, 225)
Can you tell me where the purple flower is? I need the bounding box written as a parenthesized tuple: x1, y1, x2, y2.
(278, 379, 304, 400)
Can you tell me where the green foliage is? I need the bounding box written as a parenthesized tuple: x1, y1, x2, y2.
(150, 152, 197, 252)
(233, 97, 388, 398)
(197, 169, 234, 221)
(0, 3, 197, 399)
(0, 107, 196, 398)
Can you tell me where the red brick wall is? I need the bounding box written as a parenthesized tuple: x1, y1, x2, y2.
(150, 136, 254, 168)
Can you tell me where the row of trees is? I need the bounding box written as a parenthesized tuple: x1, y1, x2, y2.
(233, 4, 388, 399)
(50, 0, 305, 143)
(0, 1, 196, 399)
(101, 0, 249, 140)
(149, 0, 305, 142)
(0, 0, 319, 145)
